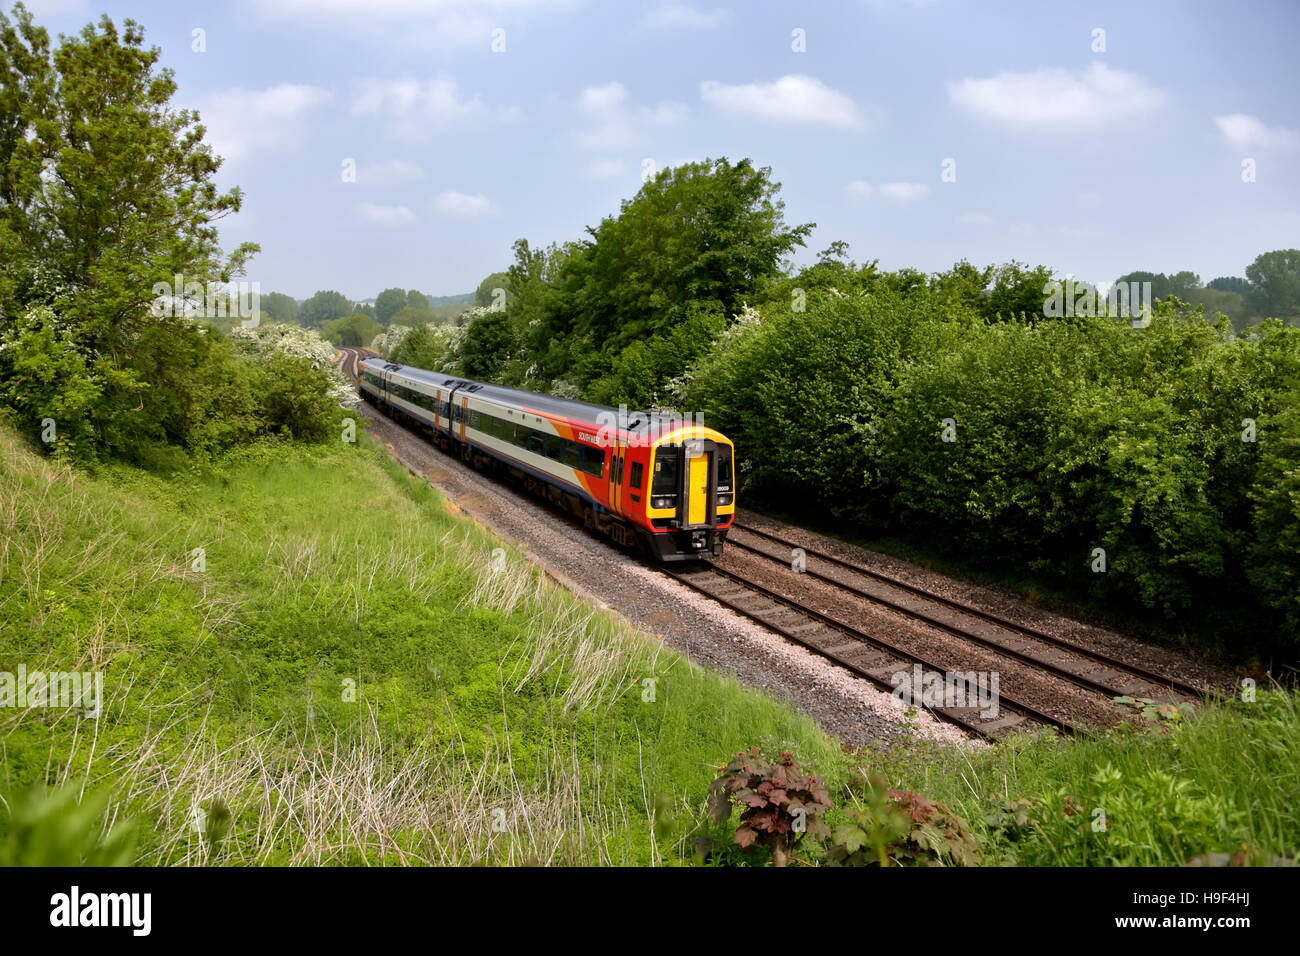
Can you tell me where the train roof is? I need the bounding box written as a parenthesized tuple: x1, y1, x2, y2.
(361, 357, 698, 437)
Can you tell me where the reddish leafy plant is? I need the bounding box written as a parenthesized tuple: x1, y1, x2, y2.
(707, 747, 831, 866)
(830, 781, 980, 867)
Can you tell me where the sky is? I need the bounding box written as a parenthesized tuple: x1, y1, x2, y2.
(18, 0, 1300, 300)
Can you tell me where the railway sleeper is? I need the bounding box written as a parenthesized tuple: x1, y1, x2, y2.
(963, 712, 1030, 735)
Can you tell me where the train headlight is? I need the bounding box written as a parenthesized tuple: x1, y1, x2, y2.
(718, 493, 733, 506)
(652, 497, 672, 509)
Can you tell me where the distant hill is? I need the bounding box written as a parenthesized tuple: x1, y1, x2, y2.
(294, 291, 476, 308)
(426, 292, 474, 306)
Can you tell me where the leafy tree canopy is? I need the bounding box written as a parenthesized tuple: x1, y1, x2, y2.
(374, 287, 407, 324)
(259, 291, 299, 325)
(557, 157, 814, 350)
(475, 271, 510, 309)
(1246, 249, 1300, 320)
(321, 311, 382, 348)
(298, 289, 352, 328)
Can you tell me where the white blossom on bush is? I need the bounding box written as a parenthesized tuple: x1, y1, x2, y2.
(230, 322, 357, 407)
(371, 323, 411, 358)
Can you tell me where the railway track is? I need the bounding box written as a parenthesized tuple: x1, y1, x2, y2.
(663, 562, 1077, 740)
(726, 521, 1210, 705)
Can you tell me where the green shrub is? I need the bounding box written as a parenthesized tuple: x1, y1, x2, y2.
(829, 776, 980, 867)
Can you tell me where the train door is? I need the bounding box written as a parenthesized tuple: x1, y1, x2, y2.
(682, 439, 716, 529)
(460, 397, 468, 441)
(606, 436, 624, 518)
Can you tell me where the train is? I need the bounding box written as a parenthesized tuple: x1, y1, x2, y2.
(357, 356, 734, 561)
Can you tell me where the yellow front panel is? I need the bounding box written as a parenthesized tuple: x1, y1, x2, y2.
(688, 451, 707, 525)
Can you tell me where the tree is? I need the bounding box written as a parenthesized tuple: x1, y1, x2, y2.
(260, 291, 299, 325)
(389, 305, 436, 326)
(1245, 249, 1300, 321)
(475, 271, 510, 308)
(560, 157, 814, 350)
(1115, 271, 1173, 300)
(931, 259, 994, 313)
(1208, 276, 1251, 295)
(1167, 271, 1203, 298)
(459, 309, 515, 379)
(298, 289, 352, 328)
(0, 4, 257, 458)
(321, 311, 382, 348)
(984, 261, 1056, 321)
(0, 5, 255, 340)
(406, 289, 428, 310)
(374, 287, 407, 324)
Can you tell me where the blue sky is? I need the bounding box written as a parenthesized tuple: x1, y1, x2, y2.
(21, 0, 1300, 299)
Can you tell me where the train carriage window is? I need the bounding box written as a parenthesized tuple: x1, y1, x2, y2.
(526, 430, 546, 456)
(580, 446, 604, 478)
(562, 441, 581, 469)
(512, 423, 529, 447)
(630, 462, 643, 489)
(717, 446, 733, 492)
(651, 451, 679, 495)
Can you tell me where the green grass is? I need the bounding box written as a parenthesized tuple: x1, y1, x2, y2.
(857, 690, 1300, 866)
(0, 422, 843, 864)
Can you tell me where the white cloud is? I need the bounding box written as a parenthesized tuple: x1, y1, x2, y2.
(586, 159, 628, 179)
(1214, 113, 1300, 151)
(356, 202, 417, 226)
(641, 4, 729, 29)
(947, 63, 1166, 129)
(432, 190, 497, 216)
(846, 181, 930, 201)
(254, 0, 572, 49)
(700, 74, 863, 130)
(580, 81, 629, 115)
(956, 211, 994, 226)
(351, 77, 481, 139)
(20, 0, 90, 14)
(576, 81, 687, 151)
(879, 182, 931, 200)
(357, 159, 425, 186)
(199, 83, 332, 163)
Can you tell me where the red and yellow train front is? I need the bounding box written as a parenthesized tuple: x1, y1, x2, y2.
(627, 424, 734, 560)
